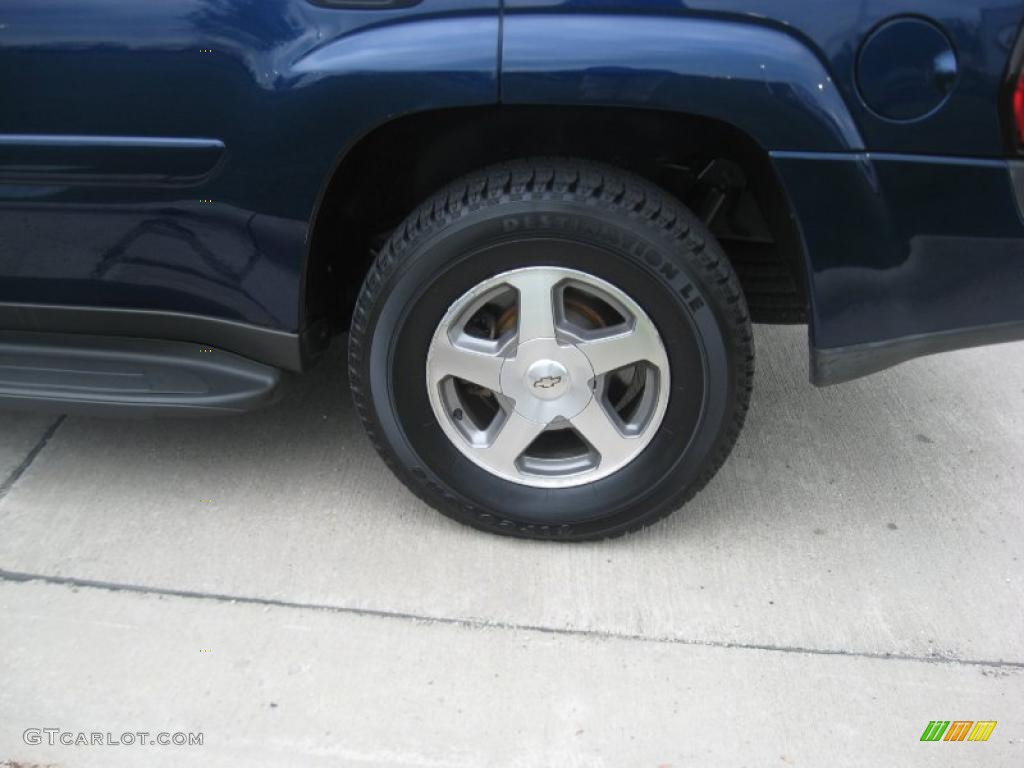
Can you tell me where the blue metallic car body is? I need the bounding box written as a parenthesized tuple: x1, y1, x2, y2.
(0, 0, 498, 340)
(1, 0, 1023, 384)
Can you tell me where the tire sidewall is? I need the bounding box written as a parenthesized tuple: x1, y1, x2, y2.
(363, 199, 737, 538)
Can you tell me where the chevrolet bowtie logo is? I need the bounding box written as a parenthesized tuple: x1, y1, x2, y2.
(533, 375, 563, 389)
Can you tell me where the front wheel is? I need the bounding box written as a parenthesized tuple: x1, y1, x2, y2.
(348, 159, 753, 540)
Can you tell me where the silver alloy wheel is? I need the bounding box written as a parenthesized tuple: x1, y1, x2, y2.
(426, 267, 670, 488)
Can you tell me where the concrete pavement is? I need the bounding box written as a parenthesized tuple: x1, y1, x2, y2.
(1, 325, 1022, 766)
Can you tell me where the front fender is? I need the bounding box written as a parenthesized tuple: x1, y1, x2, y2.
(501, 14, 863, 152)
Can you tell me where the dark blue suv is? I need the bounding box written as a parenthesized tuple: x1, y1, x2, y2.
(2, 1, 1023, 539)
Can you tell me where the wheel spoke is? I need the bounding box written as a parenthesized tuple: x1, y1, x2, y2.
(427, 336, 504, 391)
(473, 411, 547, 476)
(507, 270, 559, 342)
(425, 265, 671, 487)
(570, 398, 634, 468)
(576, 320, 665, 376)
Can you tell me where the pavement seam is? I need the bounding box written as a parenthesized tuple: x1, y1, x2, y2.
(0, 415, 65, 503)
(2, 567, 1022, 670)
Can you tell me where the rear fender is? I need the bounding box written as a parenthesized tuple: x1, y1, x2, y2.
(500, 14, 863, 153)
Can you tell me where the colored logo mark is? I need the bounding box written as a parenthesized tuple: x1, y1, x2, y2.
(920, 721, 996, 742)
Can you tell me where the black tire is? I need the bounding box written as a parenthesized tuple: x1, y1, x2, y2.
(348, 158, 753, 541)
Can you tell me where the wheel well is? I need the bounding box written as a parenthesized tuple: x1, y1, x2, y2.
(305, 105, 809, 332)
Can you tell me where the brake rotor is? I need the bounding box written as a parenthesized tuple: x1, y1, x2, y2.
(487, 295, 643, 415)
(495, 296, 607, 336)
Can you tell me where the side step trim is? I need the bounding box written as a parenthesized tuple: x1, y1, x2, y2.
(0, 302, 309, 372)
(0, 332, 283, 417)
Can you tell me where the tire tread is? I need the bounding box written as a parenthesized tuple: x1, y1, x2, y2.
(348, 158, 754, 541)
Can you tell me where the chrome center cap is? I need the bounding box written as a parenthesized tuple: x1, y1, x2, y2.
(525, 359, 570, 400)
(499, 338, 594, 424)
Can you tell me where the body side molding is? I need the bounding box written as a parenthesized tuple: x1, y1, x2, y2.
(0, 135, 226, 187)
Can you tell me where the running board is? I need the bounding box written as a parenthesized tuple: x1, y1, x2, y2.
(0, 332, 283, 416)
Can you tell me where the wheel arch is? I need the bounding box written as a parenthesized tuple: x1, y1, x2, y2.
(302, 12, 863, 340)
(305, 104, 815, 338)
